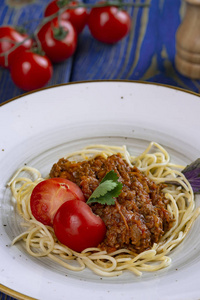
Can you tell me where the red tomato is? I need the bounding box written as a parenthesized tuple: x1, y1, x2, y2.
(0, 26, 33, 68)
(87, 4, 131, 44)
(44, 0, 88, 34)
(37, 18, 77, 63)
(53, 200, 106, 252)
(30, 178, 86, 226)
(10, 50, 53, 91)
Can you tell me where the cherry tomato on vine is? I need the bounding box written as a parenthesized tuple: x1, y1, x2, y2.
(10, 50, 53, 91)
(53, 200, 106, 252)
(44, 0, 88, 34)
(37, 18, 77, 63)
(87, 4, 131, 44)
(0, 26, 33, 68)
(30, 178, 85, 226)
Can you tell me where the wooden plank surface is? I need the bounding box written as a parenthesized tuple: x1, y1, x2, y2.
(72, 0, 200, 92)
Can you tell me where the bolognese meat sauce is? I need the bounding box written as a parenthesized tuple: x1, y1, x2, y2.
(50, 154, 174, 253)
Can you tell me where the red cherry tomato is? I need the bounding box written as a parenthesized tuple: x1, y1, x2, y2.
(37, 18, 77, 63)
(30, 178, 86, 227)
(53, 200, 106, 252)
(44, 0, 88, 34)
(0, 26, 33, 68)
(87, 4, 131, 44)
(10, 50, 53, 91)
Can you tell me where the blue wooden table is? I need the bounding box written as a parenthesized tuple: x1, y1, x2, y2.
(0, 0, 200, 299)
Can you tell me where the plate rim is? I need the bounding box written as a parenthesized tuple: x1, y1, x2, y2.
(0, 79, 200, 109)
(0, 284, 35, 300)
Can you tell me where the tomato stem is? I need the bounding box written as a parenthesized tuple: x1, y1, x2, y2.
(53, 26, 69, 41)
(0, 38, 18, 44)
(56, 0, 150, 9)
(39, 0, 150, 34)
(14, 25, 27, 35)
(57, 0, 71, 8)
(57, 1, 150, 11)
(0, 35, 33, 57)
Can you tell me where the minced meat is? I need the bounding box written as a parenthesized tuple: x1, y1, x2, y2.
(50, 154, 173, 253)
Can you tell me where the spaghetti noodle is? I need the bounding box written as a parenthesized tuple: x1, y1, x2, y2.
(8, 142, 200, 277)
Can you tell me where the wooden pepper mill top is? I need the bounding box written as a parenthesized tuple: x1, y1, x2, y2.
(175, 0, 200, 79)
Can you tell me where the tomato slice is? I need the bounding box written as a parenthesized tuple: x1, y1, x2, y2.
(30, 178, 85, 226)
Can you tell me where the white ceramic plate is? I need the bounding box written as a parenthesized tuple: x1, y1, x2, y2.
(0, 81, 200, 300)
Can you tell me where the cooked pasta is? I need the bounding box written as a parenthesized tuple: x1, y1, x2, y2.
(8, 142, 200, 277)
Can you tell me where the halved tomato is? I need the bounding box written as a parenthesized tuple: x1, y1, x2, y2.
(30, 178, 85, 226)
(53, 199, 106, 252)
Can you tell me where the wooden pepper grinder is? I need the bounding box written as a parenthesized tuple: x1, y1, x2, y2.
(175, 0, 200, 79)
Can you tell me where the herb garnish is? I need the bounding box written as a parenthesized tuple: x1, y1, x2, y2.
(87, 170, 123, 205)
